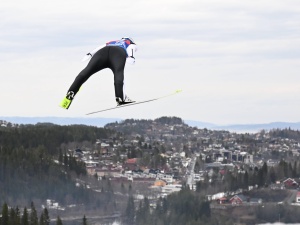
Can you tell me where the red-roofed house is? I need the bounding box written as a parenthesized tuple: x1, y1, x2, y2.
(127, 158, 137, 164)
(217, 197, 228, 204)
(283, 178, 299, 189)
(124, 158, 138, 170)
(229, 194, 248, 205)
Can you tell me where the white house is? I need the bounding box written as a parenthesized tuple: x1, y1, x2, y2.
(296, 192, 300, 203)
(162, 184, 182, 195)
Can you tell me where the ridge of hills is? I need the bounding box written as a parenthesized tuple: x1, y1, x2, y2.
(1, 116, 300, 133)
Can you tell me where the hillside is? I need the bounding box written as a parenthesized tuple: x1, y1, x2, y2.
(2, 116, 300, 133)
(2, 117, 300, 224)
(0, 123, 116, 209)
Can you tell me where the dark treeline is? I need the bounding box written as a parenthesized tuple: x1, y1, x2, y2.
(0, 202, 91, 225)
(123, 187, 226, 225)
(105, 116, 185, 135)
(0, 124, 114, 155)
(269, 128, 300, 141)
(1, 202, 51, 225)
(0, 124, 116, 207)
(0, 144, 89, 204)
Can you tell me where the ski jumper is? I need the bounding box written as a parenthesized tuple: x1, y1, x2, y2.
(67, 38, 137, 104)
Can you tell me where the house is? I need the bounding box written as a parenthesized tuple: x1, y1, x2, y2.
(123, 158, 138, 170)
(109, 177, 132, 184)
(153, 180, 167, 187)
(86, 166, 97, 175)
(100, 148, 110, 156)
(162, 184, 182, 195)
(133, 177, 156, 185)
(249, 198, 263, 205)
(229, 194, 248, 205)
(217, 197, 228, 204)
(74, 149, 84, 157)
(95, 167, 122, 177)
(282, 178, 299, 189)
(296, 192, 300, 203)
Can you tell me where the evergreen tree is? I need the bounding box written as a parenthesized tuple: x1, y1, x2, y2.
(135, 201, 144, 224)
(21, 207, 29, 225)
(143, 197, 150, 214)
(257, 168, 264, 187)
(277, 160, 286, 179)
(292, 161, 297, 177)
(124, 196, 135, 225)
(39, 208, 50, 225)
(82, 215, 88, 225)
(135, 197, 151, 225)
(14, 206, 21, 225)
(288, 162, 293, 178)
(262, 162, 268, 179)
(58, 149, 63, 165)
(63, 153, 69, 167)
(9, 207, 16, 225)
(243, 170, 249, 189)
(128, 184, 132, 195)
(162, 197, 168, 214)
(56, 216, 63, 225)
(121, 182, 126, 195)
(269, 166, 277, 183)
(30, 202, 39, 225)
(1, 203, 9, 225)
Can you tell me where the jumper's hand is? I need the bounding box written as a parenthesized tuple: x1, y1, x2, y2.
(126, 57, 135, 65)
(82, 53, 92, 62)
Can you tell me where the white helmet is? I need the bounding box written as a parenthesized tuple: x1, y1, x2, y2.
(121, 37, 135, 44)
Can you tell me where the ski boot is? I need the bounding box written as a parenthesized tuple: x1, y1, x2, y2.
(60, 91, 75, 109)
(116, 96, 135, 106)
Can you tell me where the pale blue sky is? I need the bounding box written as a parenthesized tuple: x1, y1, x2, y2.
(1, 0, 300, 124)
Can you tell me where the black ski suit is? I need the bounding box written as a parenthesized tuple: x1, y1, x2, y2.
(68, 45, 128, 101)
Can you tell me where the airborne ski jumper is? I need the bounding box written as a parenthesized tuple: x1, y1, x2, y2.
(60, 37, 138, 109)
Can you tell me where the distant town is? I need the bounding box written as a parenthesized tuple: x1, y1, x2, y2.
(1, 117, 300, 224)
(22, 117, 300, 207)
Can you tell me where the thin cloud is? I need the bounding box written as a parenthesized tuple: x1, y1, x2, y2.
(1, 0, 300, 124)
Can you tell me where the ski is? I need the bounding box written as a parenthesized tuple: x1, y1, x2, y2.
(86, 90, 182, 115)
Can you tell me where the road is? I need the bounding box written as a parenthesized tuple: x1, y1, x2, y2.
(187, 155, 197, 189)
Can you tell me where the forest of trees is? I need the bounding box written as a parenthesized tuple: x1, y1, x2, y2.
(105, 116, 185, 135)
(269, 128, 300, 141)
(122, 187, 212, 225)
(0, 202, 92, 225)
(0, 124, 117, 209)
(1, 202, 52, 225)
(0, 123, 114, 155)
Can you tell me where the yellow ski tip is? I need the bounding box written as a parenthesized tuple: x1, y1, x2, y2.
(175, 89, 182, 93)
